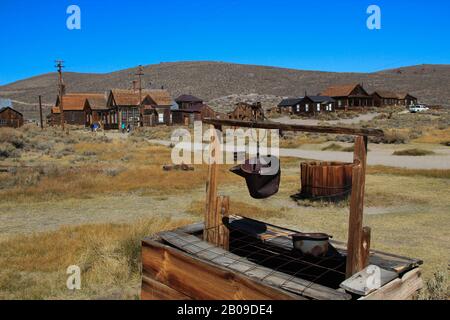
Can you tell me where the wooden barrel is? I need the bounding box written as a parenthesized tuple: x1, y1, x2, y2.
(300, 161, 354, 200)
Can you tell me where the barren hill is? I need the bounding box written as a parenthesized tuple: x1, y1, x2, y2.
(1, 61, 449, 119)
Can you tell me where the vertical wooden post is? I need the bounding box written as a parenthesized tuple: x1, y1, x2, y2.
(204, 125, 221, 243)
(346, 136, 369, 278)
(217, 196, 230, 250)
(38, 95, 44, 130)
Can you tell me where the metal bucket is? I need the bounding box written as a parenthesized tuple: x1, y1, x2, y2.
(230, 156, 281, 199)
(292, 233, 333, 257)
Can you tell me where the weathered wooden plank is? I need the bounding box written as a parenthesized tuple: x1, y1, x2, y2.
(346, 136, 368, 278)
(202, 118, 384, 137)
(141, 275, 192, 300)
(142, 238, 301, 300)
(359, 268, 423, 300)
(340, 265, 398, 296)
(159, 231, 351, 300)
(176, 222, 204, 235)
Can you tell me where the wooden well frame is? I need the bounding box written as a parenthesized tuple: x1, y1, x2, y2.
(141, 118, 423, 300)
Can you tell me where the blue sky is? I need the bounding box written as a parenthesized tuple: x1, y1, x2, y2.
(0, 0, 449, 85)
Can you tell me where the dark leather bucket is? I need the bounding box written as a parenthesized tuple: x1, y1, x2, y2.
(230, 156, 281, 199)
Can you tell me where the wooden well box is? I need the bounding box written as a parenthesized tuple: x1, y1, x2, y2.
(141, 118, 424, 300)
(141, 216, 423, 300)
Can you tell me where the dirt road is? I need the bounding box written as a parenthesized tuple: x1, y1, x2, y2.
(150, 139, 450, 170)
(273, 113, 379, 126)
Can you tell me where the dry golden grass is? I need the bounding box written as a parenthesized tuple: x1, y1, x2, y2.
(0, 141, 239, 203)
(413, 127, 450, 145)
(279, 133, 326, 148)
(367, 166, 450, 179)
(0, 217, 193, 300)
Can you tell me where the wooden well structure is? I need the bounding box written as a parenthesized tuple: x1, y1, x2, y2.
(141, 119, 423, 300)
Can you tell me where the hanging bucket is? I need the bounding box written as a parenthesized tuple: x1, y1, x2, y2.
(230, 155, 281, 199)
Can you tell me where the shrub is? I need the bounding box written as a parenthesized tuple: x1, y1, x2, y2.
(103, 167, 125, 177)
(420, 270, 448, 300)
(0, 143, 19, 159)
(393, 148, 435, 156)
(0, 129, 25, 149)
(382, 129, 410, 144)
(322, 143, 343, 151)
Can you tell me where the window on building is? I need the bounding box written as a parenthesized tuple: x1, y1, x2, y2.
(0, 119, 7, 125)
(338, 100, 342, 107)
(158, 113, 164, 123)
(317, 103, 321, 112)
(305, 104, 309, 112)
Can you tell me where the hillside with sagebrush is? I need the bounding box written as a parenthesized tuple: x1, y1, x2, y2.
(0, 61, 449, 118)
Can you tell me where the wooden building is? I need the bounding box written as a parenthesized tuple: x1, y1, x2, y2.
(49, 94, 92, 126)
(293, 96, 336, 115)
(0, 107, 24, 128)
(172, 95, 204, 125)
(142, 90, 173, 126)
(320, 84, 373, 109)
(85, 93, 118, 130)
(227, 102, 264, 121)
(372, 91, 400, 107)
(175, 94, 203, 110)
(397, 93, 418, 107)
(107, 89, 173, 128)
(277, 98, 303, 114)
(277, 96, 335, 116)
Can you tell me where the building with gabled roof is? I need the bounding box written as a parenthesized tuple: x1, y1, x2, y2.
(372, 90, 401, 107)
(320, 84, 373, 109)
(0, 106, 24, 128)
(107, 89, 173, 128)
(396, 93, 418, 107)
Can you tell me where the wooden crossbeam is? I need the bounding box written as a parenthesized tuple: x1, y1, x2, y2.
(203, 118, 384, 137)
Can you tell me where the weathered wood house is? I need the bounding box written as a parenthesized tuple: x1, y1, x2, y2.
(277, 96, 335, 116)
(227, 102, 265, 121)
(0, 106, 24, 128)
(277, 98, 303, 114)
(372, 91, 400, 107)
(50, 94, 92, 126)
(107, 89, 173, 128)
(397, 93, 418, 107)
(142, 90, 173, 126)
(171, 95, 219, 125)
(85, 93, 118, 130)
(172, 94, 203, 125)
(293, 96, 336, 115)
(320, 84, 373, 109)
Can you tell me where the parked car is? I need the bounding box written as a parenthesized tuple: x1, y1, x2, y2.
(409, 105, 429, 113)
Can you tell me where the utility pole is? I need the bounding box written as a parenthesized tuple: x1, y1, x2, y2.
(135, 65, 144, 127)
(38, 95, 43, 130)
(55, 60, 65, 131)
